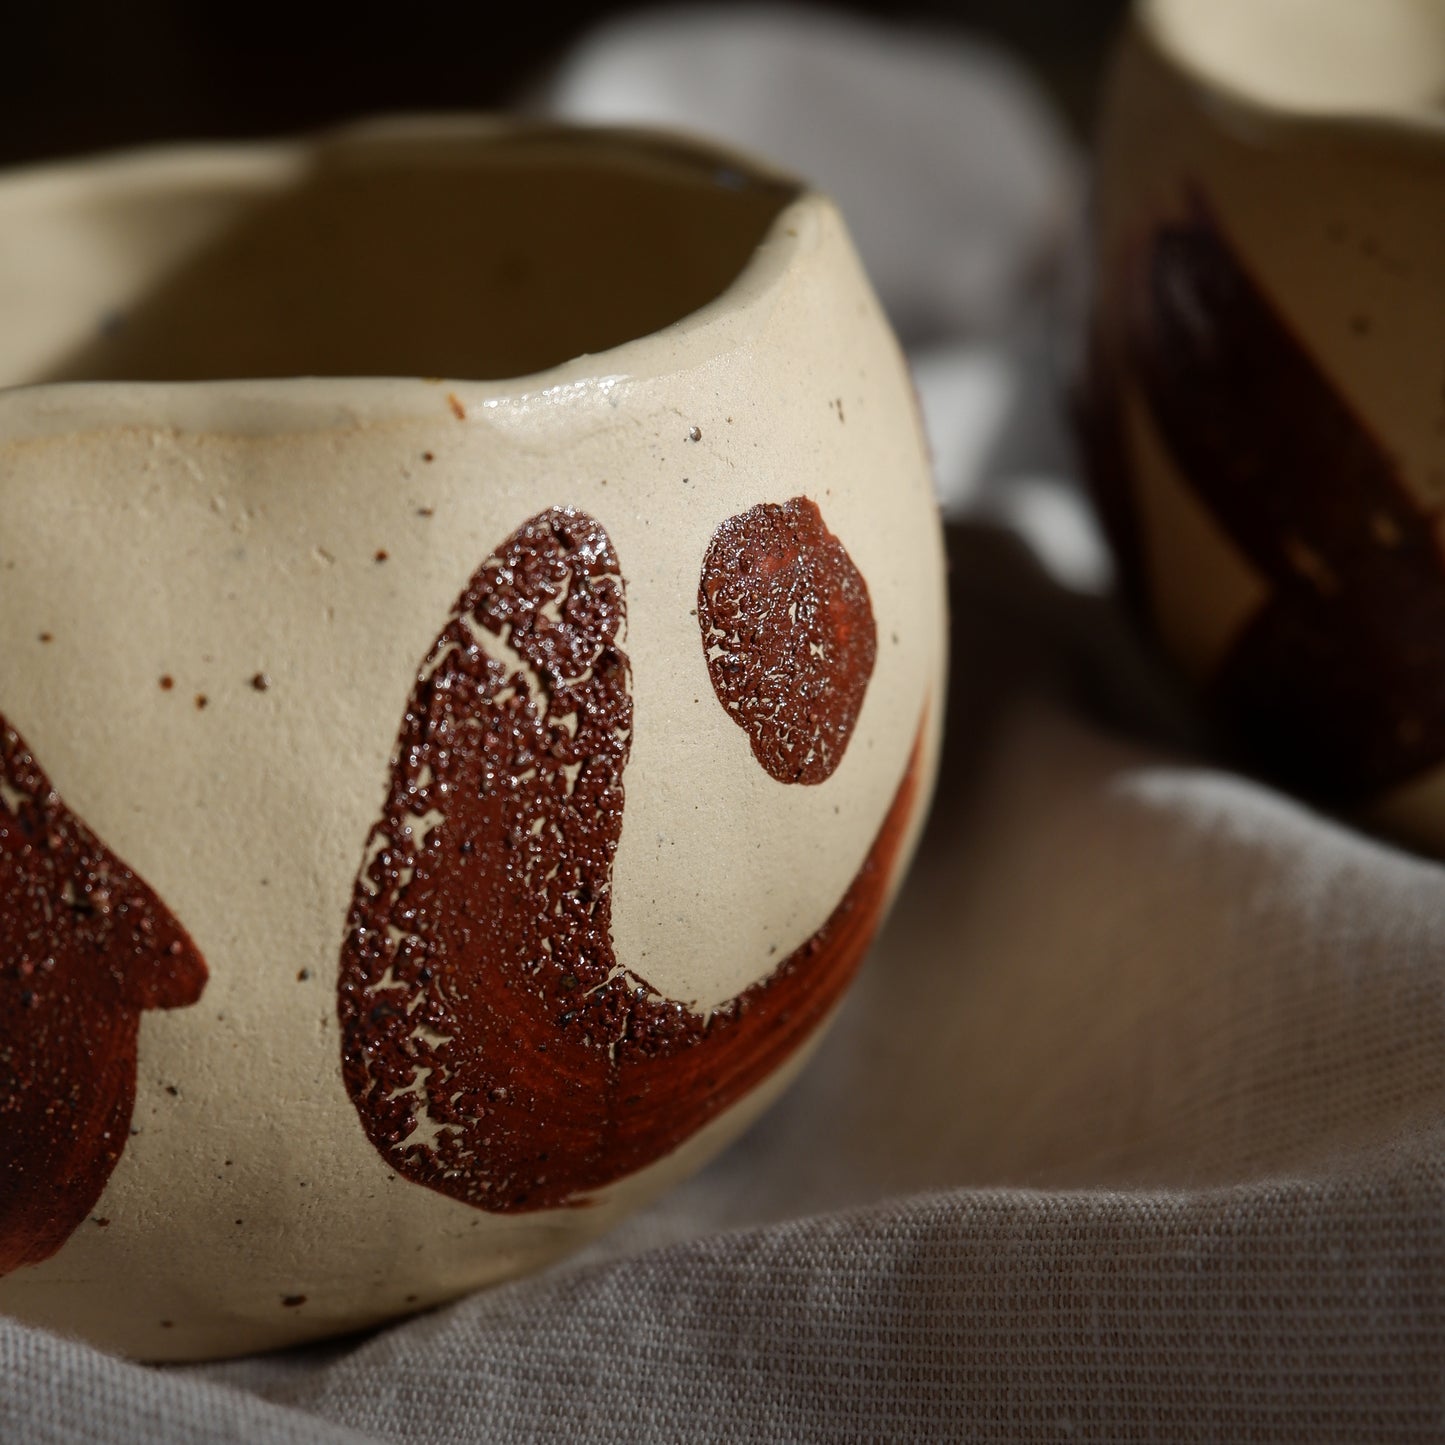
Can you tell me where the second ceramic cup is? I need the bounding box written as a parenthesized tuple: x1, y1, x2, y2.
(1084, 0, 1445, 841)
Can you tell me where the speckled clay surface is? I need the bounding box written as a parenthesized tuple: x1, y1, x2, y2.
(0, 118, 946, 1358)
(1084, 0, 1445, 840)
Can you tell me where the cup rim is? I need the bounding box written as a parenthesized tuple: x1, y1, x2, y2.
(0, 114, 818, 426)
(1136, 0, 1445, 146)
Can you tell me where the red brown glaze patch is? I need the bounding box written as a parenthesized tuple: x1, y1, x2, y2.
(0, 716, 208, 1275)
(698, 497, 877, 785)
(1124, 195, 1445, 802)
(338, 506, 919, 1213)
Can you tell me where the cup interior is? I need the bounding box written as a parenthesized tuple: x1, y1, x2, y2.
(1146, 0, 1445, 123)
(0, 126, 797, 388)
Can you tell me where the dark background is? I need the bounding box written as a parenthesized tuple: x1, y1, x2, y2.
(2, 0, 1129, 169)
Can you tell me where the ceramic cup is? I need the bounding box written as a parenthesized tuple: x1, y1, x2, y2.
(1082, 0, 1445, 841)
(0, 118, 946, 1358)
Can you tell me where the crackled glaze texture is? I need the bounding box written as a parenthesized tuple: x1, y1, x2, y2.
(0, 715, 208, 1274)
(698, 497, 877, 785)
(339, 507, 920, 1211)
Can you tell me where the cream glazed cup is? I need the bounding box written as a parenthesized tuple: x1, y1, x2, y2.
(1082, 0, 1445, 842)
(0, 118, 945, 1359)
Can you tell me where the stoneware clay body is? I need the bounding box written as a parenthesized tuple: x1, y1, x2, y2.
(0, 119, 946, 1359)
(1084, 0, 1445, 843)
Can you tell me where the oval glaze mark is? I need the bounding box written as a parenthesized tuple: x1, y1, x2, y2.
(0, 717, 208, 1275)
(698, 497, 877, 785)
(1129, 193, 1445, 803)
(338, 507, 921, 1213)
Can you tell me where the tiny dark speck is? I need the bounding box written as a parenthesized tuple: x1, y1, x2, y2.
(194, 694, 208, 711)
(687, 425, 702, 442)
(38, 632, 52, 644)
(165, 1085, 179, 1097)
(160, 1320, 174, 1329)
(375, 549, 390, 563)
(421, 451, 435, 463)
(297, 968, 312, 982)
(159, 675, 175, 691)
(250, 672, 271, 692)
(405, 1294, 419, 1304)
(281, 1294, 307, 1308)
(94, 1217, 110, 1228)
(417, 507, 434, 518)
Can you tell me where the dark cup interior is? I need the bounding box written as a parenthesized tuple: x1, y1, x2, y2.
(0, 127, 797, 386)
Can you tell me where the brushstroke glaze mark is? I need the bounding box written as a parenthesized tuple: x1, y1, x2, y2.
(338, 506, 919, 1213)
(1123, 194, 1445, 803)
(0, 716, 208, 1275)
(698, 497, 877, 785)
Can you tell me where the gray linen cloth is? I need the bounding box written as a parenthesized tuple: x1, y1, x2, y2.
(3, 8, 1442, 1440)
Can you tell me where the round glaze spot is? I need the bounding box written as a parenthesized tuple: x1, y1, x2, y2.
(697, 496, 877, 785)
